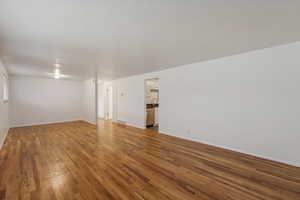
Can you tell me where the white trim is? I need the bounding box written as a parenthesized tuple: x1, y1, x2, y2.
(162, 131, 300, 168)
(103, 83, 114, 121)
(2, 73, 9, 103)
(11, 119, 84, 128)
(144, 78, 160, 128)
(102, 120, 145, 130)
(126, 122, 146, 130)
(83, 120, 97, 125)
(158, 130, 167, 135)
(0, 128, 9, 149)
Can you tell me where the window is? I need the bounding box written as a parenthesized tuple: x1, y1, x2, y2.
(2, 73, 8, 102)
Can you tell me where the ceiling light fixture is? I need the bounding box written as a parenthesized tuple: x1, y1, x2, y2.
(54, 73, 60, 79)
(53, 65, 61, 79)
(54, 63, 61, 68)
(54, 68, 60, 75)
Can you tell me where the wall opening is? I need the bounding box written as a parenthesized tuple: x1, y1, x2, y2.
(106, 85, 113, 120)
(145, 78, 159, 132)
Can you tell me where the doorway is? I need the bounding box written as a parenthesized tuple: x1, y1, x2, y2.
(106, 85, 113, 120)
(145, 78, 159, 132)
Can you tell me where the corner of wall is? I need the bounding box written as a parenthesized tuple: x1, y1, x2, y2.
(0, 60, 10, 150)
(0, 128, 9, 149)
(126, 122, 146, 130)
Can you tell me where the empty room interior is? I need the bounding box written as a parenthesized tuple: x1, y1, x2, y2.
(1, 1, 300, 200)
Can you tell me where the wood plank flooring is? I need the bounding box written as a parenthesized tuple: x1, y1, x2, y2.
(0, 120, 300, 200)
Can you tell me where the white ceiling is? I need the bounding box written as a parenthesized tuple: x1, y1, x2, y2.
(0, 0, 300, 81)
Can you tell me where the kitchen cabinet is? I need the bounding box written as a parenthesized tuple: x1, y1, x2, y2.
(146, 108, 155, 127)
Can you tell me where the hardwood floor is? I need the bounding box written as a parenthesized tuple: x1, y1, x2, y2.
(0, 120, 300, 200)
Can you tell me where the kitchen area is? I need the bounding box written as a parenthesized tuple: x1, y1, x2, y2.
(145, 78, 159, 131)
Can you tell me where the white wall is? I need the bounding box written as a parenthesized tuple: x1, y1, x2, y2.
(83, 79, 97, 124)
(10, 76, 84, 127)
(98, 82, 117, 121)
(113, 75, 157, 129)
(0, 61, 9, 148)
(97, 83, 105, 119)
(107, 42, 300, 167)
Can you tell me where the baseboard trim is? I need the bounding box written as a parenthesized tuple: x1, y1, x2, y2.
(160, 131, 300, 168)
(109, 119, 146, 130)
(82, 120, 97, 125)
(158, 129, 168, 135)
(0, 128, 9, 149)
(126, 123, 146, 130)
(201, 140, 300, 168)
(130, 126, 300, 168)
(11, 119, 84, 128)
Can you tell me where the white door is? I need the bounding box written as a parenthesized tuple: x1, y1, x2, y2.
(107, 86, 113, 120)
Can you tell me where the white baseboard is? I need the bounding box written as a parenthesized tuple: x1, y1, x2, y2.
(158, 128, 168, 135)
(201, 140, 300, 168)
(0, 128, 9, 149)
(112, 119, 145, 130)
(11, 119, 83, 128)
(156, 128, 300, 168)
(126, 122, 146, 130)
(83, 120, 97, 125)
(160, 131, 300, 168)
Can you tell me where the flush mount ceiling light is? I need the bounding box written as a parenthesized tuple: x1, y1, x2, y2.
(47, 72, 68, 79)
(54, 63, 61, 68)
(54, 73, 61, 79)
(54, 68, 60, 75)
(54, 68, 61, 79)
(53, 63, 62, 79)
(52, 59, 68, 79)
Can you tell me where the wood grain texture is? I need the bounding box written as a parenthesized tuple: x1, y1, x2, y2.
(0, 120, 300, 200)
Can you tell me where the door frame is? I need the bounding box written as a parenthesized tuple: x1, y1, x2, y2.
(144, 78, 159, 128)
(105, 85, 114, 120)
